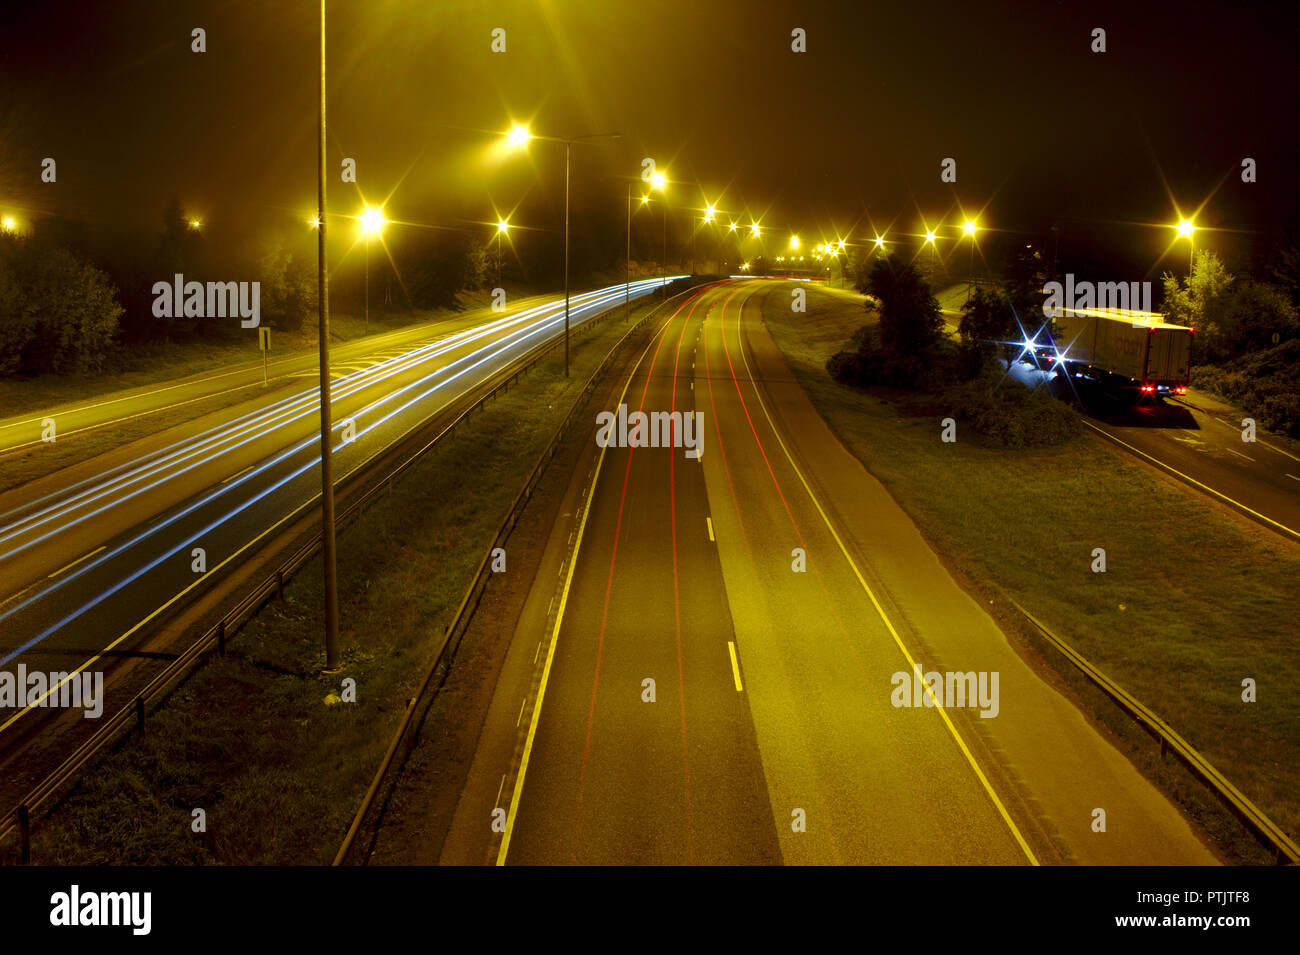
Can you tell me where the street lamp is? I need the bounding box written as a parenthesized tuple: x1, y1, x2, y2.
(641, 171, 668, 298)
(1176, 218, 1196, 273)
(626, 184, 637, 320)
(495, 217, 510, 288)
(507, 123, 620, 377)
(962, 219, 979, 302)
(360, 205, 385, 335)
(507, 123, 531, 149)
(692, 204, 717, 274)
(315, 0, 340, 672)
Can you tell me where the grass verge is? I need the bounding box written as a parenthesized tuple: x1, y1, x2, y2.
(7, 301, 656, 865)
(762, 283, 1300, 846)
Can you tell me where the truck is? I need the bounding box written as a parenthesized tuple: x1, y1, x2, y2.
(1027, 307, 1194, 406)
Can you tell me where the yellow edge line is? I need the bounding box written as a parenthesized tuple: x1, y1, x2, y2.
(734, 287, 1040, 866)
(222, 465, 256, 484)
(727, 641, 744, 692)
(1082, 420, 1299, 541)
(46, 545, 106, 579)
(496, 308, 684, 865)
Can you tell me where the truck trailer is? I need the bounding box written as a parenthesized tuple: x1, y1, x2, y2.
(1031, 307, 1194, 406)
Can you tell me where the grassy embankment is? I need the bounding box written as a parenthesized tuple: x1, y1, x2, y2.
(762, 283, 1300, 848)
(4, 297, 658, 865)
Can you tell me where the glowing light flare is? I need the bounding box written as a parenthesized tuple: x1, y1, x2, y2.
(1176, 218, 1196, 239)
(963, 219, 978, 237)
(507, 124, 532, 148)
(360, 206, 386, 237)
(496, 218, 511, 235)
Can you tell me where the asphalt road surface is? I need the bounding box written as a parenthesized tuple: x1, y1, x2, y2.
(0, 292, 564, 460)
(1005, 360, 1300, 541)
(465, 279, 1215, 865)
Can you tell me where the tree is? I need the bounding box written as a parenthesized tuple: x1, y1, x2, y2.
(463, 239, 489, 291)
(1266, 227, 1300, 308)
(1002, 242, 1050, 333)
(398, 233, 483, 309)
(1161, 249, 1233, 329)
(1201, 279, 1299, 363)
(1163, 250, 1298, 363)
(863, 254, 944, 358)
(0, 234, 124, 376)
(259, 241, 316, 333)
(958, 287, 1019, 375)
(155, 197, 206, 340)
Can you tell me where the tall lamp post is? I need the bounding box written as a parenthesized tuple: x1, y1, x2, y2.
(692, 204, 716, 274)
(643, 170, 668, 298)
(495, 217, 510, 288)
(661, 199, 667, 297)
(1177, 218, 1196, 274)
(360, 206, 384, 335)
(507, 124, 620, 377)
(316, 0, 340, 672)
(962, 219, 979, 303)
(626, 184, 633, 320)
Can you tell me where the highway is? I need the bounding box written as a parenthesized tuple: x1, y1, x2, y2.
(0, 279, 674, 760)
(0, 293, 572, 487)
(1084, 391, 1300, 541)
(1003, 357, 1300, 541)
(450, 279, 1216, 865)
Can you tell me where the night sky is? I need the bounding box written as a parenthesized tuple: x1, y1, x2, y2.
(2, 0, 1296, 278)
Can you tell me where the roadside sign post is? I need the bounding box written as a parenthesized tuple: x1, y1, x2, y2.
(259, 326, 270, 385)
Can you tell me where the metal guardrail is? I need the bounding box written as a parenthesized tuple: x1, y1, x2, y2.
(1003, 592, 1299, 865)
(0, 282, 688, 864)
(332, 282, 714, 865)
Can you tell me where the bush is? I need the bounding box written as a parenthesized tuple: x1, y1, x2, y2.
(943, 373, 1082, 448)
(1192, 339, 1300, 436)
(827, 324, 973, 392)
